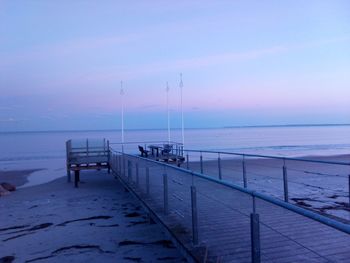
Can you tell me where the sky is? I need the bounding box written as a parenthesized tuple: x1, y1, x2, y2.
(0, 0, 350, 131)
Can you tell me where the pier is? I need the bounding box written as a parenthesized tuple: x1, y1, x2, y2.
(109, 146, 350, 263)
(66, 139, 350, 262)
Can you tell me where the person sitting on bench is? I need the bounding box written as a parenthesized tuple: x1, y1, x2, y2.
(138, 146, 149, 157)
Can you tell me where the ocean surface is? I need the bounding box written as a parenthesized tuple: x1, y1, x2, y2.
(1, 125, 350, 162)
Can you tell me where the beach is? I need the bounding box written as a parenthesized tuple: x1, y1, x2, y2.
(0, 170, 186, 262)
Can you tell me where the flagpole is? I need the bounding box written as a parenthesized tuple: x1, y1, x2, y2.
(166, 82, 170, 144)
(179, 73, 184, 148)
(120, 81, 125, 144)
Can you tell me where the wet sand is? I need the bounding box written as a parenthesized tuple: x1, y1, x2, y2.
(0, 170, 186, 262)
(0, 169, 42, 187)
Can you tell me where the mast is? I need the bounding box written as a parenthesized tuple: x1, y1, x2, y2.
(166, 82, 170, 144)
(120, 81, 125, 144)
(179, 73, 184, 148)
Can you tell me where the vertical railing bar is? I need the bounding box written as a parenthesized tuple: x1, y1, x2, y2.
(200, 152, 203, 174)
(218, 153, 222, 180)
(243, 155, 247, 188)
(146, 166, 150, 195)
(136, 163, 139, 187)
(251, 213, 261, 263)
(163, 167, 169, 215)
(283, 158, 289, 202)
(186, 152, 190, 170)
(128, 160, 132, 183)
(191, 185, 198, 246)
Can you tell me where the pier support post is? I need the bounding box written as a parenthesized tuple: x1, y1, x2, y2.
(283, 160, 289, 202)
(218, 154, 222, 180)
(146, 167, 150, 195)
(200, 152, 203, 174)
(163, 169, 169, 215)
(250, 213, 261, 263)
(242, 155, 247, 188)
(191, 186, 199, 246)
(67, 169, 71, 183)
(74, 170, 80, 188)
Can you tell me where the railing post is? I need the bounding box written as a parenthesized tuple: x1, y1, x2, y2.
(146, 166, 150, 195)
(128, 160, 132, 183)
(191, 186, 199, 246)
(250, 213, 261, 263)
(136, 163, 139, 186)
(218, 153, 222, 180)
(163, 168, 169, 215)
(200, 152, 203, 174)
(186, 153, 189, 170)
(242, 155, 247, 188)
(283, 159, 289, 202)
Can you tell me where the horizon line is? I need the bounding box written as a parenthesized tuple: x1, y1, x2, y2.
(1, 123, 350, 134)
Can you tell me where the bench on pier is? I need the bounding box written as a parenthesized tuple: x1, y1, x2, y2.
(138, 145, 150, 157)
(66, 138, 110, 188)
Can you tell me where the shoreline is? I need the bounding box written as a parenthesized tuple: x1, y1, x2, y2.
(0, 169, 42, 188)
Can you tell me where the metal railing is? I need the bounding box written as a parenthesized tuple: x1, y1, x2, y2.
(109, 147, 350, 263)
(183, 149, 350, 221)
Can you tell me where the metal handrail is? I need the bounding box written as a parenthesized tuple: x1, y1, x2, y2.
(109, 147, 350, 235)
(110, 140, 183, 146)
(184, 148, 350, 166)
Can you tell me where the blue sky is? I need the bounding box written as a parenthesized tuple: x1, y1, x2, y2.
(0, 0, 349, 131)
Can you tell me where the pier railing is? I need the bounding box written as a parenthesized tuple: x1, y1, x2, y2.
(109, 148, 350, 263)
(183, 149, 350, 220)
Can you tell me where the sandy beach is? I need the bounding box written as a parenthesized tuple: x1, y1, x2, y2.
(0, 170, 187, 262)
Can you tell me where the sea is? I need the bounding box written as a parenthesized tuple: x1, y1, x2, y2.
(1, 125, 350, 162)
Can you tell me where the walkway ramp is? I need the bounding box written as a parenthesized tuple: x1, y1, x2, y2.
(109, 150, 350, 263)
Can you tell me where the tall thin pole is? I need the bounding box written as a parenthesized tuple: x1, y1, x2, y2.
(120, 81, 125, 144)
(180, 73, 184, 148)
(166, 82, 170, 144)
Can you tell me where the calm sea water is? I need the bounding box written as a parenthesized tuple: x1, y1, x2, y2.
(0, 125, 349, 162)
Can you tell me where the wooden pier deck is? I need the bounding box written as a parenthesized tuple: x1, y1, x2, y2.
(111, 154, 350, 263)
